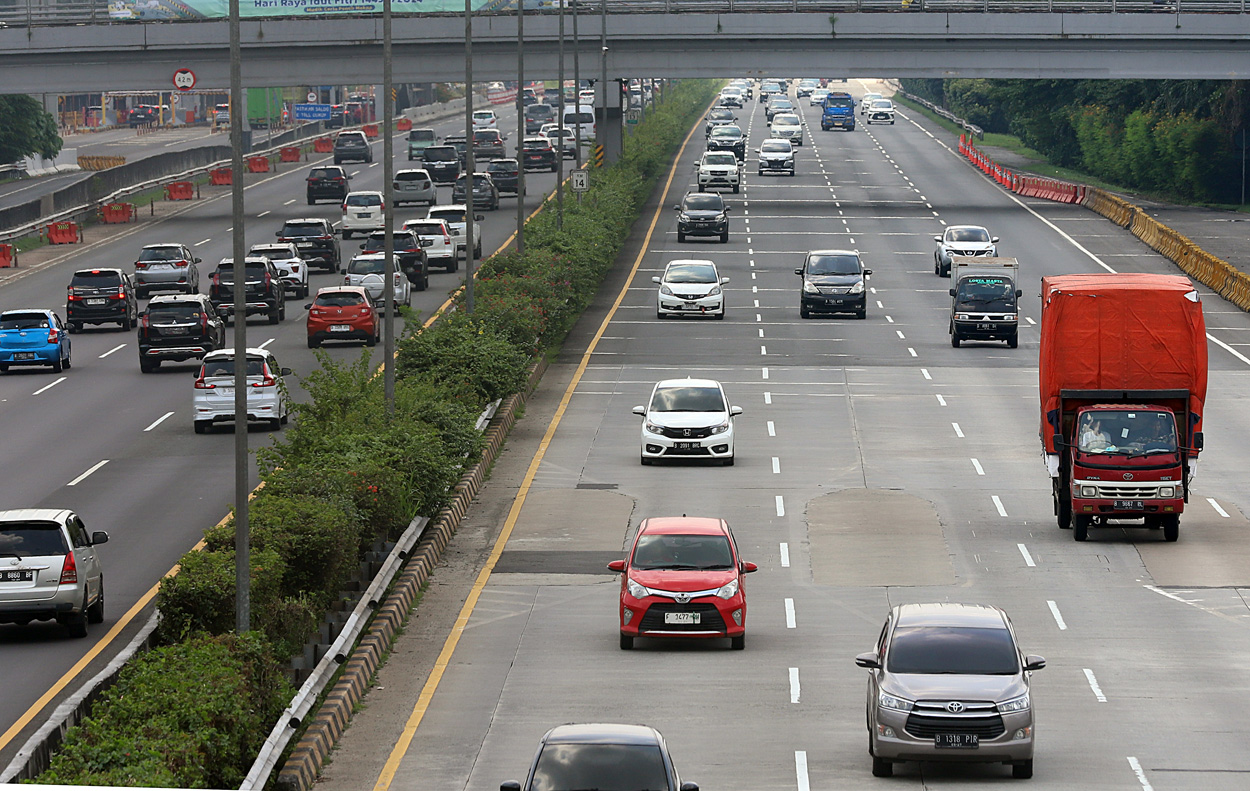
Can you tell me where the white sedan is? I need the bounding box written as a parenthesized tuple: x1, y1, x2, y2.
(653, 259, 729, 319)
(633, 377, 742, 466)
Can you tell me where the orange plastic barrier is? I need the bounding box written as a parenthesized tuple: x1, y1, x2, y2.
(362, 123, 379, 139)
(279, 146, 302, 163)
(100, 202, 135, 224)
(210, 167, 233, 185)
(313, 136, 333, 153)
(165, 181, 194, 200)
(247, 156, 271, 173)
(0, 243, 14, 268)
(47, 221, 80, 244)
(396, 118, 412, 132)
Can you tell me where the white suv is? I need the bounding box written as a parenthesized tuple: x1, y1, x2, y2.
(193, 348, 290, 433)
(402, 218, 458, 272)
(249, 242, 309, 299)
(770, 112, 804, 146)
(340, 191, 386, 239)
(633, 378, 742, 466)
(697, 152, 741, 194)
(426, 204, 483, 259)
(0, 509, 108, 638)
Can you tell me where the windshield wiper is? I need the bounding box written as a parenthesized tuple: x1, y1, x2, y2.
(641, 564, 703, 571)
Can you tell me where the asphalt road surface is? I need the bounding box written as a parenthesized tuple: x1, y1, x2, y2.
(315, 80, 1250, 791)
(0, 98, 575, 765)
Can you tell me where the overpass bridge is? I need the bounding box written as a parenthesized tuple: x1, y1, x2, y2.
(2, 2, 1249, 92)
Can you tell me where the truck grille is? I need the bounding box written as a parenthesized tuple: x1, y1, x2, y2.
(1091, 483, 1163, 499)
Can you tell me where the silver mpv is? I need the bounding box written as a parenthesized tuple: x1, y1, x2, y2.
(856, 603, 1045, 779)
(0, 509, 108, 638)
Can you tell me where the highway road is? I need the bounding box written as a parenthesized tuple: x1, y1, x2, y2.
(0, 98, 570, 766)
(317, 80, 1250, 791)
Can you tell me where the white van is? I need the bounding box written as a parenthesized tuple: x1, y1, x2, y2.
(562, 104, 596, 141)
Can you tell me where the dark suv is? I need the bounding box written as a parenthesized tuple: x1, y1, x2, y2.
(276, 218, 340, 272)
(486, 159, 522, 195)
(210, 257, 286, 324)
(444, 134, 469, 167)
(137, 294, 226, 372)
(333, 131, 372, 165)
(675, 192, 730, 244)
(521, 137, 557, 172)
(453, 173, 501, 210)
(707, 125, 747, 160)
(473, 129, 506, 161)
(359, 230, 430, 291)
(306, 165, 351, 205)
(66, 268, 139, 332)
(524, 103, 556, 135)
(796, 249, 871, 319)
(422, 145, 462, 184)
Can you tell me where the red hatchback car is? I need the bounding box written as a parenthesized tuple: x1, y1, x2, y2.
(306, 286, 378, 348)
(608, 516, 757, 651)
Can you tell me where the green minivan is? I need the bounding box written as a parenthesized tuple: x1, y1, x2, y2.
(407, 128, 437, 160)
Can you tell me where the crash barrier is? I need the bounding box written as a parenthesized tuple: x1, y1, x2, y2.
(313, 136, 333, 153)
(279, 146, 302, 163)
(247, 156, 271, 173)
(46, 221, 79, 244)
(77, 155, 126, 171)
(99, 202, 135, 224)
(396, 118, 412, 132)
(960, 135, 1085, 204)
(0, 243, 14, 268)
(362, 124, 379, 139)
(164, 180, 194, 200)
(209, 167, 233, 185)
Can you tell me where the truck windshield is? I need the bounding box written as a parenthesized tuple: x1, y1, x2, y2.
(1077, 410, 1178, 456)
(824, 95, 853, 109)
(956, 276, 1015, 311)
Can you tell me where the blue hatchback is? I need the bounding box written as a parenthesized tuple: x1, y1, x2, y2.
(0, 309, 72, 373)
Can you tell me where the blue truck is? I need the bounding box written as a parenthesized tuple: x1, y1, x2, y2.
(820, 92, 855, 131)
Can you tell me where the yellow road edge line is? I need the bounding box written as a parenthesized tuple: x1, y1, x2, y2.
(371, 115, 705, 791)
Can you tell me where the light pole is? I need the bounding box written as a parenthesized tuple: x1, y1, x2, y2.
(573, 0, 581, 170)
(556, 0, 565, 230)
(516, 0, 525, 254)
(600, 0, 607, 162)
(228, 0, 249, 635)
(383, 0, 395, 414)
(464, 0, 476, 312)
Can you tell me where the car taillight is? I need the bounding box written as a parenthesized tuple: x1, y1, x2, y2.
(111, 287, 126, 300)
(194, 370, 214, 389)
(200, 313, 208, 334)
(140, 313, 150, 330)
(344, 275, 351, 285)
(342, 203, 348, 211)
(319, 234, 333, 241)
(67, 288, 82, 302)
(46, 327, 59, 345)
(135, 260, 148, 269)
(264, 271, 272, 288)
(252, 365, 276, 388)
(59, 552, 77, 585)
(443, 233, 452, 245)
(174, 259, 189, 268)
(212, 272, 220, 286)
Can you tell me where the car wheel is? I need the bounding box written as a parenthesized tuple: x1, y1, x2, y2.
(448, 258, 459, 273)
(269, 306, 281, 325)
(269, 416, 282, 430)
(1007, 332, 1019, 349)
(1012, 761, 1033, 780)
(619, 634, 634, 650)
(88, 579, 104, 624)
(723, 456, 735, 467)
(720, 231, 729, 243)
(308, 337, 319, 349)
(935, 258, 941, 275)
(62, 349, 71, 369)
(120, 313, 132, 331)
(51, 354, 63, 373)
(68, 322, 80, 334)
(366, 330, 377, 347)
(474, 243, 482, 258)
(307, 196, 316, 205)
(280, 406, 289, 426)
(732, 185, 740, 194)
(66, 593, 89, 638)
(856, 309, 867, 320)
(800, 306, 810, 319)
(1073, 514, 1091, 542)
(1162, 514, 1180, 542)
(0, 364, 7, 373)
(640, 455, 653, 466)
(730, 634, 745, 650)
(194, 421, 209, 434)
(343, 229, 352, 239)
(951, 333, 961, 348)
(714, 310, 725, 321)
(677, 232, 686, 243)
(757, 169, 764, 177)
(871, 757, 893, 778)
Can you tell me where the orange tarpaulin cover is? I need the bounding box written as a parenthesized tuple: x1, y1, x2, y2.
(1039, 273, 1207, 453)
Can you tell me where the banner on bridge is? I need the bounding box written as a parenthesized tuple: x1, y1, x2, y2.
(107, 0, 503, 21)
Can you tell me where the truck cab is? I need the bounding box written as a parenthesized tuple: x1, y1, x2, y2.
(820, 92, 855, 131)
(949, 257, 1020, 348)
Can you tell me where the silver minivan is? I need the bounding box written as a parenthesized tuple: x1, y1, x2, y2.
(0, 509, 108, 638)
(393, 168, 437, 207)
(856, 603, 1045, 779)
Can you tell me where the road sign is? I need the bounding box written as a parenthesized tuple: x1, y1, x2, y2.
(294, 103, 332, 122)
(307, 91, 318, 103)
(625, 108, 641, 125)
(570, 169, 590, 193)
(172, 68, 196, 91)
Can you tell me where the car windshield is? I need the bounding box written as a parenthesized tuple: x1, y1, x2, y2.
(665, 263, 717, 284)
(315, 292, 366, 307)
(1077, 410, 1178, 456)
(955, 276, 1015, 310)
(346, 194, 381, 207)
(633, 533, 734, 570)
(761, 141, 791, 153)
(147, 303, 204, 324)
(424, 147, 457, 162)
(473, 131, 499, 142)
(824, 95, 853, 108)
(773, 100, 793, 109)
(0, 522, 69, 557)
(138, 246, 184, 262)
(348, 257, 386, 275)
(704, 154, 737, 167)
(683, 195, 723, 212)
(409, 129, 435, 141)
(523, 139, 551, 150)
(873, 100, 893, 109)
(529, 743, 668, 791)
(71, 270, 122, 288)
(202, 357, 267, 378)
(650, 385, 726, 413)
(888, 626, 1020, 675)
(710, 126, 741, 139)
(949, 227, 991, 243)
(806, 254, 861, 276)
(0, 312, 50, 330)
(428, 210, 464, 224)
(774, 114, 800, 125)
(280, 223, 325, 238)
(405, 222, 446, 236)
(473, 111, 493, 120)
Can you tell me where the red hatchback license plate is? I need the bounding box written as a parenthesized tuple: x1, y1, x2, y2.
(935, 734, 979, 749)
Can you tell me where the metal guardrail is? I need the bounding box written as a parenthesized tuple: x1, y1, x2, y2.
(891, 84, 984, 139)
(0, 0, 1245, 26)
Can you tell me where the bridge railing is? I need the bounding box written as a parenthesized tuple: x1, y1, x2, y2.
(0, 0, 1244, 28)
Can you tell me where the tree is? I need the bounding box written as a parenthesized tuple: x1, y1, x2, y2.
(0, 95, 62, 165)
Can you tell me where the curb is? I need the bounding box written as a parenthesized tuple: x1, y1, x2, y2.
(275, 356, 549, 791)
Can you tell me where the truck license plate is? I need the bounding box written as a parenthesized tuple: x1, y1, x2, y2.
(977, 323, 996, 330)
(1114, 500, 1146, 510)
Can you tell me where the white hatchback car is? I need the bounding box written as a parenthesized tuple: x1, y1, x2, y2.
(249, 241, 309, 299)
(393, 168, 438, 207)
(633, 378, 742, 466)
(193, 348, 290, 433)
(540, 124, 578, 158)
(0, 509, 108, 638)
(344, 252, 412, 308)
(770, 112, 804, 146)
(340, 191, 386, 239)
(654, 260, 729, 320)
(472, 109, 498, 130)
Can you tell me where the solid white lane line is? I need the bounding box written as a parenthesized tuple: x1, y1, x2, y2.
(772, 457, 781, 474)
(32, 377, 66, 396)
(258, 338, 276, 349)
(767, 420, 776, 437)
(1017, 543, 1036, 567)
(795, 751, 810, 791)
(935, 394, 947, 406)
(971, 458, 985, 475)
(143, 411, 175, 432)
(952, 422, 964, 437)
(780, 544, 790, 568)
(789, 667, 801, 703)
(764, 392, 772, 404)
(67, 459, 109, 487)
(907, 348, 917, 357)
(98, 343, 126, 358)
(776, 496, 785, 517)
(1047, 600, 1067, 630)
(921, 368, 931, 380)
(762, 367, 769, 379)
(1084, 668, 1108, 702)
(995, 496, 1011, 518)
(1127, 757, 1154, 791)
(1207, 497, 1231, 518)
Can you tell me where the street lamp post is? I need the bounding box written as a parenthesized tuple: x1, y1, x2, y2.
(464, 0, 476, 311)
(556, 0, 565, 230)
(573, 0, 581, 170)
(228, 0, 249, 635)
(600, 0, 607, 162)
(383, 0, 396, 415)
(516, 0, 525, 254)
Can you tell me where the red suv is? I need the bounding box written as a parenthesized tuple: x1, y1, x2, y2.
(306, 286, 378, 348)
(607, 516, 757, 650)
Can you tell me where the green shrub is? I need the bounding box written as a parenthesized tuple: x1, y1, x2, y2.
(154, 547, 286, 644)
(396, 314, 531, 402)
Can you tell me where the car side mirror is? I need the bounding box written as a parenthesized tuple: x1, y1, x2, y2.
(1016, 289, 1023, 298)
(304, 303, 313, 310)
(673, 204, 681, 210)
(500, 783, 522, 791)
(730, 405, 743, 416)
(680, 784, 699, 791)
(863, 269, 872, 276)
(360, 243, 367, 249)
(280, 367, 292, 376)
(949, 288, 956, 296)
(933, 236, 942, 242)
(1023, 655, 1046, 671)
(741, 561, 758, 573)
(606, 560, 626, 573)
(651, 276, 661, 284)
(275, 231, 282, 237)
(794, 268, 804, 276)
(855, 651, 880, 669)
(1052, 433, 1065, 450)
(992, 236, 1000, 243)
(90, 531, 109, 545)
(194, 257, 202, 264)
(1192, 431, 1204, 451)
(720, 277, 730, 284)
(632, 405, 646, 416)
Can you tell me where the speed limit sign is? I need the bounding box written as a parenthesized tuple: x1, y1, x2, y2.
(570, 168, 590, 193)
(172, 68, 196, 91)
(307, 91, 318, 103)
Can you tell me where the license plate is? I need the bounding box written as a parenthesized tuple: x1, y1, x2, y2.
(1114, 500, 1146, 510)
(330, 325, 352, 332)
(0, 569, 32, 582)
(674, 442, 698, 450)
(664, 612, 700, 625)
(86, 298, 106, 306)
(217, 388, 233, 396)
(163, 326, 189, 335)
(419, 239, 433, 247)
(977, 323, 996, 330)
(684, 302, 699, 309)
(935, 734, 979, 749)
(13, 352, 36, 360)
(356, 213, 370, 219)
